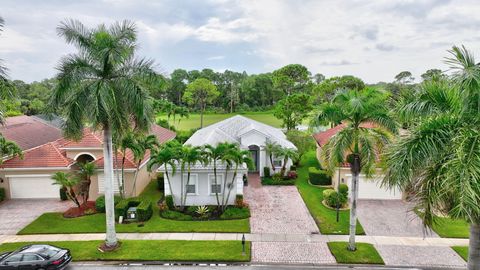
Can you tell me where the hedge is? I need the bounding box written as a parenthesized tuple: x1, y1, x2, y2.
(263, 167, 270, 178)
(220, 207, 250, 220)
(0, 188, 5, 202)
(308, 167, 331, 185)
(165, 195, 174, 210)
(95, 195, 122, 213)
(115, 197, 153, 222)
(160, 210, 193, 221)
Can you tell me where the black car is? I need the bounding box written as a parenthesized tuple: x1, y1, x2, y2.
(0, 244, 71, 270)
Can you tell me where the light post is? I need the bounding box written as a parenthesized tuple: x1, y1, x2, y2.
(241, 234, 246, 256)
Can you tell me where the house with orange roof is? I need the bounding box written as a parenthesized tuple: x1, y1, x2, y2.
(313, 123, 403, 200)
(0, 116, 176, 200)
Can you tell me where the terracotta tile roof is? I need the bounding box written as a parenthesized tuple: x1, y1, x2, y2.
(150, 124, 176, 143)
(0, 115, 62, 150)
(1, 142, 74, 168)
(94, 148, 139, 169)
(60, 129, 103, 148)
(313, 122, 377, 146)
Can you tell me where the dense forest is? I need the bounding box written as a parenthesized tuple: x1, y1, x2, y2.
(4, 64, 442, 118)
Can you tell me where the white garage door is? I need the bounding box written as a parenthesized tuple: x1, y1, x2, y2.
(9, 176, 59, 199)
(346, 174, 402, 200)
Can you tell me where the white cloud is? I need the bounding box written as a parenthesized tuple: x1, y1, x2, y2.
(207, 55, 225, 60)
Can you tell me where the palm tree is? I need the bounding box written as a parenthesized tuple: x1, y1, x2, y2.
(263, 140, 281, 173)
(117, 132, 137, 198)
(0, 136, 22, 164)
(77, 162, 97, 205)
(49, 19, 157, 249)
(316, 87, 397, 251)
(0, 16, 15, 125)
(130, 134, 159, 196)
(147, 141, 181, 207)
(278, 147, 299, 176)
(52, 172, 80, 207)
(382, 46, 480, 270)
(179, 145, 203, 207)
(220, 143, 237, 207)
(203, 143, 229, 208)
(222, 147, 253, 211)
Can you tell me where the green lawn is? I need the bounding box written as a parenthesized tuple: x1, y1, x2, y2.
(158, 111, 282, 131)
(431, 216, 469, 238)
(0, 240, 251, 262)
(452, 246, 468, 261)
(19, 181, 250, 234)
(327, 242, 384, 264)
(295, 151, 364, 235)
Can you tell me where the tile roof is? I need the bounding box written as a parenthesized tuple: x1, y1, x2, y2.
(0, 115, 62, 150)
(313, 122, 377, 146)
(1, 142, 74, 168)
(60, 129, 103, 148)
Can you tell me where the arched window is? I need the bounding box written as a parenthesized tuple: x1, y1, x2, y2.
(74, 153, 96, 164)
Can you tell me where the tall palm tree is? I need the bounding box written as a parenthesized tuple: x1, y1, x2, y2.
(263, 140, 281, 172)
(279, 147, 299, 176)
(222, 147, 253, 211)
(316, 87, 397, 251)
(220, 143, 237, 206)
(204, 143, 231, 208)
(77, 161, 97, 205)
(179, 145, 203, 207)
(52, 172, 80, 208)
(49, 19, 157, 249)
(130, 134, 159, 196)
(0, 16, 15, 125)
(147, 141, 181, 207)
(0, 16, 7, 87)
(382, 46, 480, 270)
(116, 132, 137, 198)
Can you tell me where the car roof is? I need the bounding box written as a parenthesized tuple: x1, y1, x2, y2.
(18, 245, 58, 254)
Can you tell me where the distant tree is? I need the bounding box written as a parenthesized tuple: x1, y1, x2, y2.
(394, 71, 414, 84)
(312, 73, 325, 84)
(183, 78, 220, 128)
(421, 68, 444, 81)
(273, 93, 313, 130)
(0, 17, 8, 89)
(240, 73, 276, 107)
(227, 82, 240, 113)
(286, 130, 316, 161)
(167, 69, 189, 104)
(315, 75, 365, 102)
(272, 64, 312, 95)
(0, 136, 22, 164)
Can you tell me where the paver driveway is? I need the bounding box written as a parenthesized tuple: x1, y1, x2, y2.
(0, 199, 71, 235)
(244, 174, 335, 264)
(357, 200, 438, 237)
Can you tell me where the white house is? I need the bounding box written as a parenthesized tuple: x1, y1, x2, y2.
(164, 115, 297, 206)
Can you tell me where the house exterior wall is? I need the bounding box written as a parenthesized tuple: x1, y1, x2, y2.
(164, 167, 246, 206)
(64, 149, 103, 161)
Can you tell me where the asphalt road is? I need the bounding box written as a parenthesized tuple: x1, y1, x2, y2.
(67, 264, 463, 270)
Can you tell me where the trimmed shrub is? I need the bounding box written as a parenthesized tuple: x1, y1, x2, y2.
(160, 210, 193, 221)
(59, 188, 68, 201)
(323, 189, 347, 208)
(136, 200, 153, 222)
(220, 207, 250, 220)
(156, 174, 165, 192)
(309, 167, 332, 185)
(322, 189, 335, 199)
(114, 198, 133, 219)
(272, 173, 283, 181)
(263, 167, 270, 178)
(0, 188, 5, 202)
(165, 195, 174, 210)
(290, 165, 297, 171)
(338, 183, 349, 197)
(95, 195, 122, 213)
(262, 177, 296, 186)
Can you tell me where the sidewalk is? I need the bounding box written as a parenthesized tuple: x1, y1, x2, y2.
(0, 232, 469, 247)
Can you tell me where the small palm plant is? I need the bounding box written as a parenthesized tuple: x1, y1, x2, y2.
(278, 147, 299, 176)
(52, 172, 80, 208)
(263, 140, 282, 171)
(179, 145, 204, 208)
(222, 146, 253, 211)
(195, 205, 210, 219)
(130, 134, 159, 196)
(77, 162, 97, 205)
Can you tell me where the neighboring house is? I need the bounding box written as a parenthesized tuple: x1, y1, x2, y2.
(165, 115, 297, 206)
(313, 123, 403, 200)
(0, 116, 176, 200)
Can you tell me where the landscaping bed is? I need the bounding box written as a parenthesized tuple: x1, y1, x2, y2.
(295, 151, 364, 235)
(18, 181, 250, 234)
(327, 242, 384, 264)
(63, 201, 96, 218)
(0, 240, 251, 262)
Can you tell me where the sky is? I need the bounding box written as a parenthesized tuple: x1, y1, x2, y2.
(1, 0, 479, 83)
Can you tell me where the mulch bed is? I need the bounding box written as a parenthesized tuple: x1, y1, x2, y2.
(63, 201, 96, 218)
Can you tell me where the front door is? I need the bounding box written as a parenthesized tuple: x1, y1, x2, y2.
(249, 149, 258, 172)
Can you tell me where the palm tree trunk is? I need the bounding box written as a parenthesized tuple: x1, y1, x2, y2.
(103, 125, 118, 248)
(280, 157, 287, 176)
(223, 165, 238, 211)
(269, 154, 275, 174)
(130, 160, 142, 197)
(348, 154, 360, 251)
(182, 167, 191, 208)
(213, 160, 221, 208)
(468, 223, 480, 270)
(200, 105, 204, 128)
(164, 168, 176, 207)
(120, 153, 126, 198)
(221, 165, 230, 207)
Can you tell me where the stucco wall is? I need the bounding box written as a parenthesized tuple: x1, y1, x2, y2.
(64, 149, 103, 161)
(165, 168, 246, 206)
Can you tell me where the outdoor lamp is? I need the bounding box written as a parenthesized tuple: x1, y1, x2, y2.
(242, 234, 246, 256)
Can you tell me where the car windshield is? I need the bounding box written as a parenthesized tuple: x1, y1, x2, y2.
(23, 245, 61, 258)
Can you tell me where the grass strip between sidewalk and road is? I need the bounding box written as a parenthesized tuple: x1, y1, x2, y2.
(431, 217, 469, 238)
(452, 246, 468, 261)
(0, 240, 251, 262)
(327, 242, 384, 265)
(296, 151, 365, 235)
(18, 181, 250, 235)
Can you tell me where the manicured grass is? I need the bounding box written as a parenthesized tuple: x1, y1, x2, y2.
(295, 151, 364, 235)
(158, 111, 283, 131)
(0, 240, 251, 262)
(19, 181, 250, 234)
(431, 216, 469, 238)
(261, 177, 296, 185)
(452, 246, 468, 261)
(327, 242, 384, 265)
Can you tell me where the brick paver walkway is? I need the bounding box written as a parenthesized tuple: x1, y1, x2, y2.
(376, 245, 466, 268)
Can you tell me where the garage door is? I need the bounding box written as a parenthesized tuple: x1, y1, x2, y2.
(345, 174, 402, 200)
(9, 176, 59, 199)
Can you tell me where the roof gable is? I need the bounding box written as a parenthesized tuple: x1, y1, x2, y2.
(1, 142, 74, 169)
